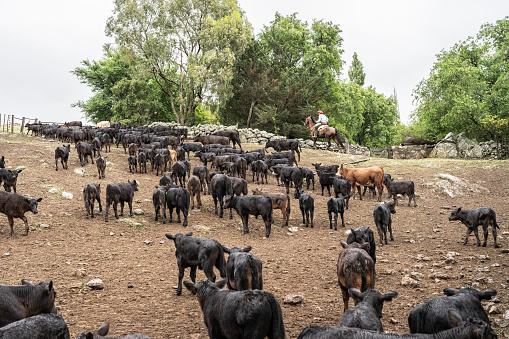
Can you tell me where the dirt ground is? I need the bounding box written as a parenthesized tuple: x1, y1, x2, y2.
(0, 131, 508, 339)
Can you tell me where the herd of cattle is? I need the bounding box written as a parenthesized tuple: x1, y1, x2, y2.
(0, 122, 503, 338)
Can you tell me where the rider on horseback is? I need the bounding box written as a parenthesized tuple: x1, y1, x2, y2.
(315, 110, 328, 137)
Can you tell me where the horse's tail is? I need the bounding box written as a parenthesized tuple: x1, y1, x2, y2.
(335, 128, 344, 148)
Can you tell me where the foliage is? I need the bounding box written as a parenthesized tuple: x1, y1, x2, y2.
(348, 52, 365, 86)
(220, 13, 344, 138)
(105, 0, 252, 125)
(412, 16, 509, 141)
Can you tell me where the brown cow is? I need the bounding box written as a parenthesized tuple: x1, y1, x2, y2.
(252, 188, 291, 227)
(337, 241, 375, 312)
(338, 164, 384, 201)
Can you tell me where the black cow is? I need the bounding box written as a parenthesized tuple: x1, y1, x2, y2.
(193, 165, 210, 195)
(153, 185, 169, 223)
(347, 226, 376, 264)
(128, 155, 137, 174)
(270, 164, 289, 186)
(76, 141, 94, 166)
(54, 145, 70, 171)
(373, 201, 396, 245)
(159, 173, 174, 187)
(334, 176, 352, 209)
(100, 133, 111, 153)
(448, 207, 500, 248)
(280, 166, 303, 194)
(339, 288, 398, 332)
(187, 175, 202, 209)
(265, 151, 298, 166)
(384, 174, 416, 207)
(251, 160, 268, 184)
(184, 279, 286, 339)
(312, 162, 339, 174)
(165, 232, 227, 296)
(327, 196, 345, 230)
(0, 169, 23, 193)
(221, 245, 263, 290)
(166, 187, 190, 227)
(171, 161, 187, 186)
(223, 195, 273, 237)
(300, 167, 315, 190)
(212, 130, 242, 149)
(137, 151, 147, 174)
(0, 280, 57, 327)
(294, 189, 314, 228)
(234, 157, 247, 180)
(104, 180, 139, 222)
(298, 309, 495, 339)
(181, 142, 203, 159)
(210, 174, 232, 218)
(83, 183, 102, 218)
(0, 313, 69, 339)
(76, 322, 149, 339)
(318, 171, 336, 196)
(408, 286, 497, 335)
(96, 156, 106, 179)
(195, 151, 215, 167)
(0, 191, 42, 236)
(228, 177, 248, 219)
(265, 138, 301, 161)
(92, 137, 102, 157)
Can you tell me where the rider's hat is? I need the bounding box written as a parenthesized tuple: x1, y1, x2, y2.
(318, 110, 323, 114)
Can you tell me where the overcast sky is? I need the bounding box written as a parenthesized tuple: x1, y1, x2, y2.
(0, 1, 507, 125)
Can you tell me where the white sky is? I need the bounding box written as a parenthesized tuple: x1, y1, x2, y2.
(0, 1, 507, 125)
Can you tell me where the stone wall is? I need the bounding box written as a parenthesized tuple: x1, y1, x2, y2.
(148, 122, 370, 155)
(429, 132, 507, 159)
(391, 145, 434, 159)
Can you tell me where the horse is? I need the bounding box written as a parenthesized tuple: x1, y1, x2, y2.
(304, 116, 348, 153)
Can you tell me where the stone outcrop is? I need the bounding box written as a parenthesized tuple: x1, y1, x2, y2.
(148, 122, 370, 155)
(391, 145, 434, 159)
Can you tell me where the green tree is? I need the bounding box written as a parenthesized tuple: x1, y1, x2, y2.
(348, 52, 365, 86)
(106, 0, 252, 125)
(412, 16, 509, 140)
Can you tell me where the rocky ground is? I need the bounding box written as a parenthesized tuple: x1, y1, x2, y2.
(0, 131, 508, 338)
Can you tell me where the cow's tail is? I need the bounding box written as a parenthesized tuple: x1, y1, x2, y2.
(268, 294, 286, 339)
(335, 128, 344, 148)
(217, 246, 227, 278)
(249, 257, 262, 290)
(492, 210, 500, 229)
(286, 194, 291, 217)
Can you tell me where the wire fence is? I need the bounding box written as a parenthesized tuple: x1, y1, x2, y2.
(0, 113, 66, 134)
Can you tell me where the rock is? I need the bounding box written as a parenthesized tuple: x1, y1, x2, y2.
(133, 209, 144, 215)
(401, 275, 419, 287)
(144, 240, 152, 245)
(283, 294, 304, 305)
(288, 227, 299, 233)
(494, 318, 509, 328)
(16, 166, 27, 171)
(48, 188, 59, 194)
(504, 310, 509, 319)
(486, 302, 502, 314)
(73, 269, 87, 278)
(193, 225, 211, 231)
(2, 253, 10, 257)
(74, 168, 85, 175)
(86, 278, 104, 290)
(62, 192, 73, 199)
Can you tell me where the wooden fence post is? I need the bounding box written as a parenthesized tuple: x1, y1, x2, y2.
(11, 115, 14, 134)
(21, 117, 25, 134)
(2, 114, 4, 132)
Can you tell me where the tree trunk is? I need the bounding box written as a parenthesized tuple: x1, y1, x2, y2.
(246, 100, 256, 127)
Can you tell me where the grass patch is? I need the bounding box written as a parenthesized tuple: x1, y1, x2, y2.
(129, 223, 146, 230)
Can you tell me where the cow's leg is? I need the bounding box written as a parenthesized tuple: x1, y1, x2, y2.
(8, 216, 15, 236)
(482, 221, 489, 247)
(340, 285, 350, 311)
(388, 220, 394, 241)
(463, 227, 472, 245)
(105, 200, 110, 222)
(328, 212, 333, 229)
(176, 208, 181, 223)
(212, 195, 218, 215)
(264, 215, 271, 237)
(300, 206, 306, 225)
(218, 196, 224, 218)
(196, 191, 201, 208)
(90, 200, 95, 218)
(229, 206, 233, 220)
(473, 226, 481, 246)
(492, 221, 499, 248)
(241, 215, 249, 234)
(340, 211, 345, 228)
(55, 157, 59, 171)
(176, 265, 185, 296)
(113, 201, 119, 219)
(182, 207, 188, 227)
(21, 216, 29, 235)
(310, 208, 314, 228)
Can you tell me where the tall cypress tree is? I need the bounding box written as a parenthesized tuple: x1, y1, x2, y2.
(348, 52, 365, 86)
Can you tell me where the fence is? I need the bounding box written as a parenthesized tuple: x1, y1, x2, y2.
(0, 113, 66, 134)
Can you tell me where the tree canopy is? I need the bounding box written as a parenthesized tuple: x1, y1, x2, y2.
(348, 52, 365, 86)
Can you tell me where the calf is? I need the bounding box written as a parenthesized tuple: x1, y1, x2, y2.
(137, 151, 147, 174)
(128, 155, 137, 173)
(194, 134, 230, 146)
(128, 143, 138, 156)
(171, 161, 187, 186)
(96, 156, 106, 179)
(384, 174, 416, 207)
(195, 151, 215, 167)
(280, 166, 303, 194)
(212, 130, 243, 149)
(318, 171, 336, 196)
(76, 141, 94, 166)
(235, 157, 247, 179)
(0, 280, 57, 327)
(104, 180, 139, 222)
(408, 286, 497, 335)
(222, 161, 237, 177)
(100, 133, 111, 152)
(339, 288, 398, 332)
(449, 207, 499, 248)
(76, 322, 149, 339)
(83, 183, 102, 218)
(183, 279, 285, 339)
(54, 144, 70, 171)
(312, 162, 339, 174)
(181, 142, 203, 159)
(333, 176, 351, 209)
(270, 164, 289, 186)
(298, 309, 496, 339)
(252, 188, 291, 227)
(327, 196, 345, 230)
(294, 190, 314, 228)
(339, 164, 385, 201)
(153, 185, 169, 223)
(337, 241, 375, 311)
(267, 150, 298, 166)
(373, 201, 397, 245)
(228, 177, 248, 219)
(265, 138, 301, 161)
(0, 191, 42, 236)
(221, 245, 263, 290)
(166, 187, 190, 226)
(159, 173, 174, 187)
(187, 175, 202, 209)
(265, 158, 292, 169)
(192, 165, 210, 195)
(0, 313, 69, 339)
(0, 168, 23, 193)
(223, 195, 273, 237)
(92, 137, 102, 157)
(165, 232, 226, 295)
(251, 160, 268, 184)
(300, 167, 315, 190)
(210, 174, 232, 218)
(347, 226, 376, 264)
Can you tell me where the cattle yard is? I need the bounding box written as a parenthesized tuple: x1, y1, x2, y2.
(0, 131, 508, 338)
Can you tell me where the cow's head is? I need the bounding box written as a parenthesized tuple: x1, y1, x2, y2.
(448, 207, 462, 221)
(443, 286, 497, 300)
(26, 197, 42, 214)
(128, 180, 139, 191)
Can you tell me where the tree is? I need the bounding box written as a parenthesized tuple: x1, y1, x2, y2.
(348, 52, 365, 86)
(412, 16, 509, 141)
(105, 0, 252, 125)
